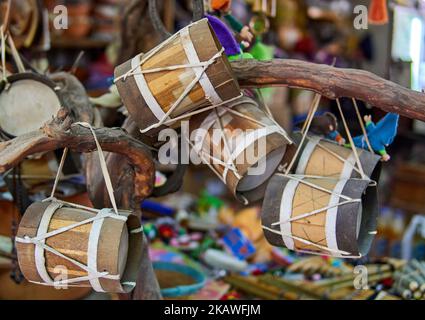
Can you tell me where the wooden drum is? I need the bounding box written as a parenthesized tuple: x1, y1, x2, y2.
(114, 18, 240, 136)
(293, 133, 381, 179)
(0, 73, 63, 138)
(15, 201, 142, 293)
(189, 96, 293, 203)
(261, 175, 379, 258)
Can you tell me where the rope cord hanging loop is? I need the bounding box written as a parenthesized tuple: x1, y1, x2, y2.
(47, 122, 118, 215)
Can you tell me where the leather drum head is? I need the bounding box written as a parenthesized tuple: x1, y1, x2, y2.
(0, 74, 61, 137)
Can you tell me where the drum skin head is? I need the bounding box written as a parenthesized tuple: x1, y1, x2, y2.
(0, 74, 62, 137)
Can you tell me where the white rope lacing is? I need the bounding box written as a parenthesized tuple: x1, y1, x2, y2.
(1, 26, 7, 83)
(15, 122, 139, 288)
(352, 98, 374, 153)
(335, 98, 368, 180)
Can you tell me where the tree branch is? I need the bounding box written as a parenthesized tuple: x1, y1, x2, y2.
(231, 59, 425, 122)
(0, 110, 155, 211)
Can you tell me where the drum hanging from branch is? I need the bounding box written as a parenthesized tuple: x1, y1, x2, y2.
(261, 175, 379, 258)
(189, 96, 294, 203)
(292, 133, 381, 180)
(0, 73, 64, 138)
(114, 18, 241, 136)
(15, 201, 143, 293)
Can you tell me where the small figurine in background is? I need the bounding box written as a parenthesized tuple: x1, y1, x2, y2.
(351, 113, 399, 162)
(298, 112, 346, 145)
(205, 14, 253, 60)
(210, 0, 254, 49)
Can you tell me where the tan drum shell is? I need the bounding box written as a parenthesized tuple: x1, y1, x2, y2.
(16, 201, 142, 293)
(114, 18, 240, 137)
(261, 175, 379, 258)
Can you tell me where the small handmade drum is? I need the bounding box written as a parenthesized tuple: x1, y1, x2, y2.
(293, 133, 381, 179)
(189, 96, 293, 203)
(0, 73, 63, 138)
(0, 0, 41, 49)
(114, 18, 240, 136)
(261, 175, 378, 258)
(15, 201, 142, 293)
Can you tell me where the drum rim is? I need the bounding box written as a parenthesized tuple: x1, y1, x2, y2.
(0, 72, 66, 139)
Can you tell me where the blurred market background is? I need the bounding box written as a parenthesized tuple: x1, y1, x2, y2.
(1, 0, 425, 300)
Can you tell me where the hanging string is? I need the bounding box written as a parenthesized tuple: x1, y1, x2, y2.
(284, 93, 322, 175)
(335, 98, 367, 180)
(301, 93, 321, 134)
(7, 32, 25, 73)
(1, 26, 7, 83)
(49, 148, 68, 199)
(47, 122, 118, 215)
(352, 98, 374, 153)
(76, 122, 119, 214)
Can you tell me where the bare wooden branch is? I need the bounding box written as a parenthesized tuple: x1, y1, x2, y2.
(231, 59, 425, 122)
(0, 110, 155, 211)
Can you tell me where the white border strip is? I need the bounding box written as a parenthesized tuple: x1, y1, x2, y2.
(341, 151, 357, 178)
(295, 136, 320, 174)
(130, 54, 166, 121)
(180, 28, 222, 105)
(35, 202, 62, 284)
(87, 209, 109, 292)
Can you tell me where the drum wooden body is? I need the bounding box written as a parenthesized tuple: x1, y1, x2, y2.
(114, 18, 240, 136)
(16, 201, 142, 293)
(0, 73, 63, 138)
(293, 133, 381, 179)
(262, 175, 378, 257)
(189, 96, 293, 202)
